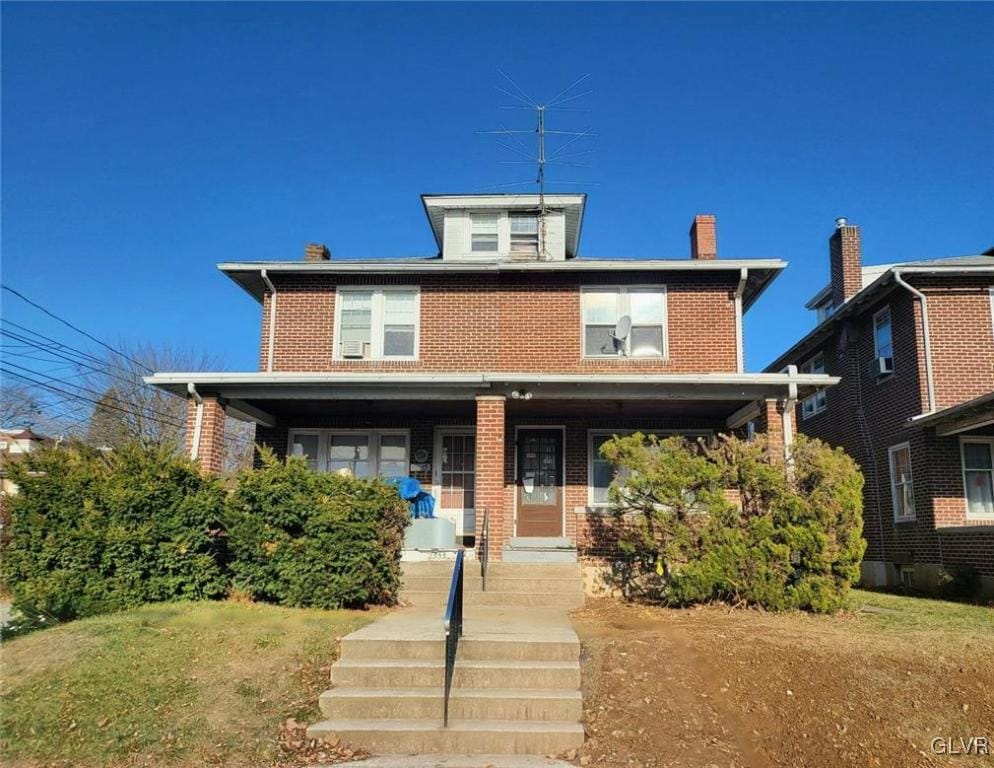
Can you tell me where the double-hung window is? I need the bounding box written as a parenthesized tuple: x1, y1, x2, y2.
(888, 443, 915, 521)
(289, 429, 410, 478)
(873, 306, 894, 375)
(470, 212, 499, 253)
(510, 213, 539, 256)
(800, 353, 828, 418)
(335, 288, 419, 360)
(961, 439, 994, 519)
(582, 287, 668, 358)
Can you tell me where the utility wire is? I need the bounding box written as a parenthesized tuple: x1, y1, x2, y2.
(1, 284, 154, 372)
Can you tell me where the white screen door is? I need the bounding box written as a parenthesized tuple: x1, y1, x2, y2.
(434, 429, 476, 539)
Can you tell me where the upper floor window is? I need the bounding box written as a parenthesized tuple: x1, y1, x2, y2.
(800, 353, 827, 418)
(888, 442, 915, 521)
(510, 213, 539, 256)
(582, 287, 668, 359)
(873, 306, 894, 376)
(470, 212, 499, 253)
(815, 299, 835, 324)
(961, 438, 994, 520)
(335, 287, 419, 360)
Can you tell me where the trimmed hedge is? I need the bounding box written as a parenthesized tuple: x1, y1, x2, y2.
(1, 444, 228, 621)
(224, 448, 410, 609)
(1, 443, 411, 623)
(600, 433, 866, 613)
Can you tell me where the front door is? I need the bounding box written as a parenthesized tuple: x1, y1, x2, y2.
(516, 428, 564, 537)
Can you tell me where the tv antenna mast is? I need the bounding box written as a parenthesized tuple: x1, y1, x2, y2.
(479, 70, 596, 258)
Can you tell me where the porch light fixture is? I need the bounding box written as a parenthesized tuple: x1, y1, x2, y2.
(510, 389, 533, 400)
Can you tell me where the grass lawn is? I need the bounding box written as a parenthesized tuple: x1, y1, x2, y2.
(0, 601, 376, 768)
(572, 589, 994, 768)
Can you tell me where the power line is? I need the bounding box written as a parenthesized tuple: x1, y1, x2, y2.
(1, 284, 153, 372)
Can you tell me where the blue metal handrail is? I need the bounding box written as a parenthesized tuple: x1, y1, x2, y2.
(442, 549, 464, 727)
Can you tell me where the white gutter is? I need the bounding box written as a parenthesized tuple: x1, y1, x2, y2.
(261, 269, 277, 373)
(187, 382, 204, 461)
(893, 270, 936, 414)
(734, 267, 747, 373)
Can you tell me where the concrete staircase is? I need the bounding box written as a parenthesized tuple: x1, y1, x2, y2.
(399, 561, 585, 610)
(307, 562, 585, 755)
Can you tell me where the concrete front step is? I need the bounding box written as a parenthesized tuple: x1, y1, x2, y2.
(320, 687, 582, 721)
(342, 636, 580, 662)
(331, 659, 581, 690)
(401, 562, 581, 579)
(401, 590, 585, 610)
(500, 548, 578, 564)
(401, 576, 584, 594)
(306, 718, 584, 755)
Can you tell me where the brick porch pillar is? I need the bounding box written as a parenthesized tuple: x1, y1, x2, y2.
(757, 398, 797, 465)
(475, 395, 507, 561)
(185, 396, 226, 475)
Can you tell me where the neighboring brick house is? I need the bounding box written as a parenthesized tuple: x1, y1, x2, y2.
(147, 194, 834, 562)
(767, 220, 994, 595)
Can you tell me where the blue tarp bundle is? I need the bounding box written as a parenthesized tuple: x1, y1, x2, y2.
(389, 476, 436, 519)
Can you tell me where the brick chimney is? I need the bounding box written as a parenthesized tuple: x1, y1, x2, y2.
(829, 218, 861, 306)
(690, 214, 717, 260)
(304, 243, 331, 261)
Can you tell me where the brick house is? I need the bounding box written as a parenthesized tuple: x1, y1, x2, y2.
(767, 220, 994, 595)
(147, 194, 834, 564)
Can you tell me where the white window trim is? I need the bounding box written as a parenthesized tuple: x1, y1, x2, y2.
(888, 442, 915, 522)
(960, 437, 994, 521)
(287, 428, 410, 477)
(580, 285, 670, 360)
(586, 428, 711, 508)
(800, 352, 827, 419)
(333, 286, 420, 361)
(873, 305, 894, 373)
(988, 287, 994, 340)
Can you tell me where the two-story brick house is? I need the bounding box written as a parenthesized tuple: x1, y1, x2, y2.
(147, 194, 834, 564)
(767, 221, 994, 595)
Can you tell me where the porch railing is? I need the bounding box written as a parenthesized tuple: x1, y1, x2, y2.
(442, 548, 464, 727)
(479, 505, 489, 592)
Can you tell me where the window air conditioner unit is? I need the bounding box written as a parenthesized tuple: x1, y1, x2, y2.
(342, 341, 366, 359)
(872, 356, 894, 376)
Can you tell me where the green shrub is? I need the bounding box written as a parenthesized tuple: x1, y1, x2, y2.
(600, 433, 866, 613)
(937, 564, 983, 601)
(225, 448, 409, 609)
(0, 444, 228, 622)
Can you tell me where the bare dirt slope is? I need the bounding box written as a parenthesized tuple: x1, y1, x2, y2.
(571, 593, 994, 768)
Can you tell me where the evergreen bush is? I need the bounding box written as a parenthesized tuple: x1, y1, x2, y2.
(600, 433, 866, 613)
(224, 448, 409, 609)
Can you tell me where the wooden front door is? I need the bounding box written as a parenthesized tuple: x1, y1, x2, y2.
(516, 429, 564, 537)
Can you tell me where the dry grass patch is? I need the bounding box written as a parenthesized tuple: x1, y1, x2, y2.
(0, 600, 376, 768)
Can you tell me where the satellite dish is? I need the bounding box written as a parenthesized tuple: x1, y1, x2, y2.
(613, 315, 632, 339)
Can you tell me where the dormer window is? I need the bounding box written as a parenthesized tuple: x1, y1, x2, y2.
(815, 299, 835, 323)
(470, 212, 499, 253)
(510, 213, 539, 256)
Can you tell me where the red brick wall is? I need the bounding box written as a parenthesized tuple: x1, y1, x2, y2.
(258, 271, 739, 373)
(919, 276, 994, 408)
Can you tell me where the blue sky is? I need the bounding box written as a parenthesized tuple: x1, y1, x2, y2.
(3, 1, 992, 376)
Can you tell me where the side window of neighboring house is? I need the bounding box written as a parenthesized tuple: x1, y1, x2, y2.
(470, 212, 499, 253)
(961, 439, 994, 519)
(581, 287, 668, 358)
(888, 442, 915, 521)
(336, 288, 419, 360)
(800, 352, 827, 419)
(989, 287, 994, 339)
(873, 306, 894, 376)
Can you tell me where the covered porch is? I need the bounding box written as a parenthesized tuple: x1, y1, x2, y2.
(146, 372, 837, 560)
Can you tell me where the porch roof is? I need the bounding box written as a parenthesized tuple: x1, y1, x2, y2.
(145, 371, 837, 427)
(910, 392, 994, 436)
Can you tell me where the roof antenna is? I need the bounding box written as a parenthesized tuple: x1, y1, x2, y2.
(478, 70, 596, 259)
